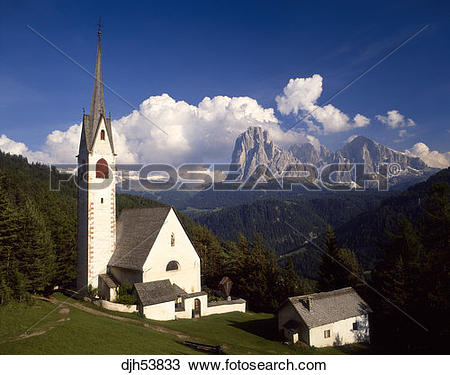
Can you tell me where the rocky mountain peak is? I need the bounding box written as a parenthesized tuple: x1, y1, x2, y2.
(230, 127, 434, 184)
(231, 127, 299, 179)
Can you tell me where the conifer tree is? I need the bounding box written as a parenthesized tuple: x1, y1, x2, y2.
(18, 200, 56, 294)
(318, 226, 363, 291)
(318, 226, 342, 291)
(0, 174, 22, 303)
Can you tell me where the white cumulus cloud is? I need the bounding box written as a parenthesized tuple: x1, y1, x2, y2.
(376, 110, 416, 129)
(405, 142, 450, 169)
(275, 74, 370, 134)
(0, 93, 317, 165)
(0, 134, 50, 162)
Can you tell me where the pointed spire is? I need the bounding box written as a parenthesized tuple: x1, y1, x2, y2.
(81, 20, 115, 154)
(89, 17, 106, 122)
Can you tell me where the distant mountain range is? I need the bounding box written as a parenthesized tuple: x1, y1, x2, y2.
(231, 127, 436, 186)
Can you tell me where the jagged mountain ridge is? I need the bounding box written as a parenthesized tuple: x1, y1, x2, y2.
(231, 127, 434, 184)
(231, 127, 299, 179)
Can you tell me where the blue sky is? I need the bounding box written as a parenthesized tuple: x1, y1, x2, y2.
(0, 0, 449, 165)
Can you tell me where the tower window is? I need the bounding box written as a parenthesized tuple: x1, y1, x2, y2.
(101, 198, 104, 204)
(100, 130, 105, 140)
(171, 232, 175, 247)
(96, 158, 109, 179)
(166, 261, 179, 271)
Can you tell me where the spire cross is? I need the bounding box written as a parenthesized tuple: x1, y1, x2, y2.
(97, 17, 102, 38)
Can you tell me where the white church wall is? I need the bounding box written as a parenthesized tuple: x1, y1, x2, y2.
(309, 314, 370, 348)
(85, 117, 116, 289)
(143, 301, 175, 321)
(142, 209, 201, 293)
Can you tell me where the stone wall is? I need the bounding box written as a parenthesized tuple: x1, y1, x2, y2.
(93, 299, 137, 313)
(203, 299, 246, 316)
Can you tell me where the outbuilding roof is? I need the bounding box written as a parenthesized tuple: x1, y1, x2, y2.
(172, 283, 188, 296)
(134, 279, 177, 306)
(99, 273, 118, 289)
(108, 206, 171, 270)
(285, 287, 372, 329)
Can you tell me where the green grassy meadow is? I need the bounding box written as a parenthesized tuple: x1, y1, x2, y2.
(0, 296, 370, 355)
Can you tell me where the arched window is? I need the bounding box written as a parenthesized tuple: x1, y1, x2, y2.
(96, 158, 109, 179)
(100, 130, 105, 140)
(166, 261, 179, 271)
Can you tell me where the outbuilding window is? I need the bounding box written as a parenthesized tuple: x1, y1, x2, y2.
(353, 322, 358, 330)
(175, 297, 183, 310)
(324, 330, 330, 338)
(166, 261, 179, 271)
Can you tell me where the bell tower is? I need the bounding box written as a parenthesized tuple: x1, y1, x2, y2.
(77, 22, 116, 291)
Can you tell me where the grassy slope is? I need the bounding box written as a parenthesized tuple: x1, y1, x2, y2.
(0, 297, 370, 355)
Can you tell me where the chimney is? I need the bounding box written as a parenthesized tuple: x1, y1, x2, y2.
(307, 297, 313, 311)
(300, 297, 313, 311)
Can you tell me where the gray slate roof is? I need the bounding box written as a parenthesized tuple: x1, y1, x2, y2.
(172, 284, 188, 296)
(82, 34, 115, 153)
(134, 279, 177, 306)
(108, 207, 171, 270)
(99, 273, 118, 289)
(287, 287, 372, 329)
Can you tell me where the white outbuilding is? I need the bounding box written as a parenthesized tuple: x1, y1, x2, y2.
(278, 287, 371, 347)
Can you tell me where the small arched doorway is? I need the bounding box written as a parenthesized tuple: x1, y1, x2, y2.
(193, 298, 201, 318)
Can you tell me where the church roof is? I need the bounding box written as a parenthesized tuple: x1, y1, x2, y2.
(284, 287, 372, 329)
(108, 207, 171, 270)
(134, 279, 177, 306)
(82, 29, 115, 153)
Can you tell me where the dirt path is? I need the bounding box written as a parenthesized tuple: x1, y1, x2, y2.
(36, 296, 195, 341)
(1, 296, 205, 349)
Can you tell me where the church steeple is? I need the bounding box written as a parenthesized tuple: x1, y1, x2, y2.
(77, 20, 117, 291)
(89, 19, 106, 123)
(81, 20, 115, 154)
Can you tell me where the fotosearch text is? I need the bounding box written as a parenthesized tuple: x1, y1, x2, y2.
(50, 162, 403, 192)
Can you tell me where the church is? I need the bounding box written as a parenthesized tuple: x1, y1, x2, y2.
(76, 27, 245, 320)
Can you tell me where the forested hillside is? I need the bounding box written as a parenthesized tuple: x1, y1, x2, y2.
(336, 167, 450, 266)
(193, 192, 387, 278)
